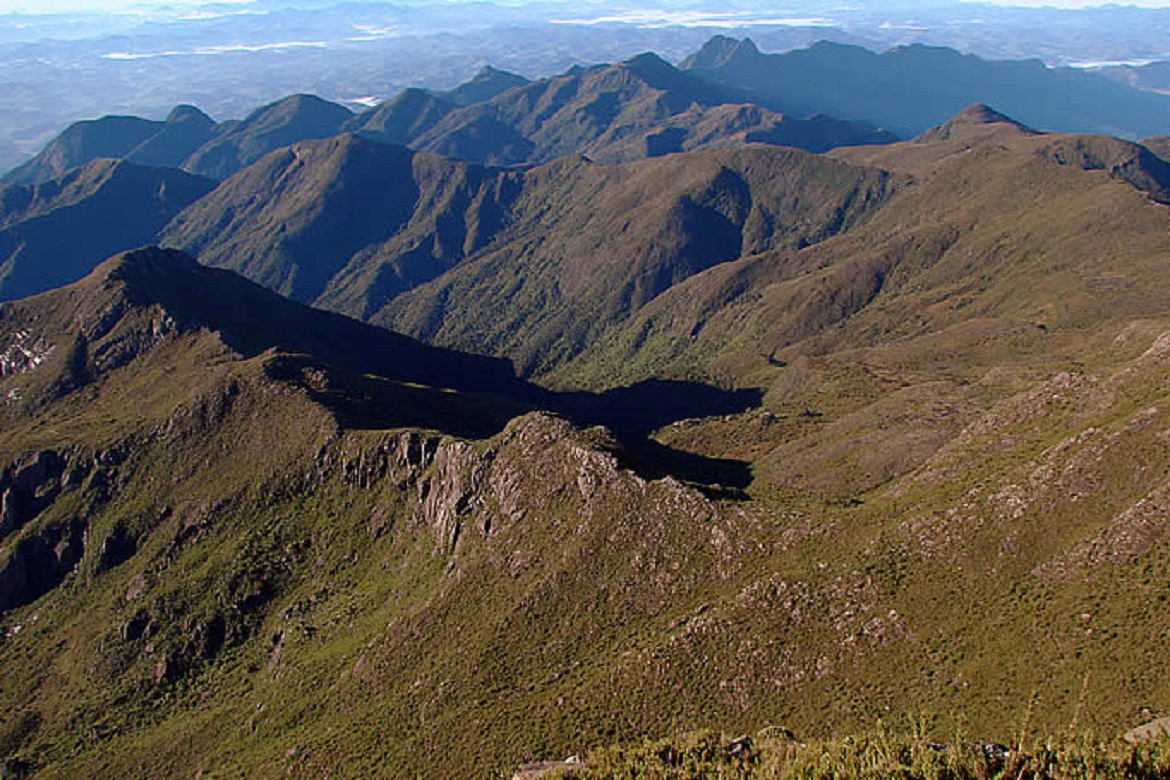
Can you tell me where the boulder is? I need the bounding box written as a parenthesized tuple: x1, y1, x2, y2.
(512, 756, 583, 779)
(1125, 717, 1170, 744)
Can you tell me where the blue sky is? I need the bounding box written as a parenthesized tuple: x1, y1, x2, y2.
(0, 0, 248, 12)
(5, 0, 1170, 13)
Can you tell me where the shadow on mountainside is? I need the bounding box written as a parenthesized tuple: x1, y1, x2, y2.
(549, 379, 762, 494)
(298, 368, 760, 494)
(80, 250, 759, 490)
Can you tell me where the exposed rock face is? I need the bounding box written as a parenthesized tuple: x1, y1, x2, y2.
(93, 523, 137, 575)
(0, 517, 86, 612)
(0, 450, 68, 540)
(0, 331, 53, 377)
(0, 445, 128, 613)
(331, 412, 723, 567)
(416, 439, 493, 553)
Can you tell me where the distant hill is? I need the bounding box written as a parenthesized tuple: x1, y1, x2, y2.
(1100, 59, 1170, 96)
(0, 159, 215, 301)
(159, 135, 505, 310)
(3, 111, 201, 186)
(3, 95, 354, 186)
(121, 105, 219, 170)
(346, 88, 456, 147)
(1141, 134, 1170, 161)
(681, 36, 1170, 139)
(374, 145, 896, 375)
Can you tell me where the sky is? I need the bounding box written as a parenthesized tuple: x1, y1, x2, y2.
(0, 0, 247, 12)
(5, 0, 1170, 12)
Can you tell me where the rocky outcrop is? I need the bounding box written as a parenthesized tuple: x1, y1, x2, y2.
(0, 443, 138, 614)
(334, 412, 711, 560)
(334, 425, 501, 553)
(93, 523, 137, 576)
(1125, 717, 1170, 744)
(415, 440, 495, 553)
(0, 450, 68, 540)
(0, 516, 86, 613)
(0, 330, 54, 377)
(512, 756, 583, 779)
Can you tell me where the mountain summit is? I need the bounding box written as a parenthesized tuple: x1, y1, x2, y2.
(679, 34, 763, 71)
(915, 103, 1038, 142)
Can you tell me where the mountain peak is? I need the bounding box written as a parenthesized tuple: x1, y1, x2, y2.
(624, 51, 672, 69)
(916, 103, 1037, 142)
(99, 246, 200, 288)
(952, 103, 1023, 125)
(441, 65, 530, 106)
(77, 246, 522, 395)
(680, 35, 761, 70)
(471, 65, 507, 81)
(619, 51, 685, 84)
(165, 104, 215, 126)
(181, 93, 352, 179)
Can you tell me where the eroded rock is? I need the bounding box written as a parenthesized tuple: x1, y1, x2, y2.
(0, 330, 54, 377)
(0, 451, 67, 540)
(1126, 717, 1170, 744)
(0, 517, 86, 612)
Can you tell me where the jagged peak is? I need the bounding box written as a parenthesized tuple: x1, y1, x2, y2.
(681, 35, 761, 70)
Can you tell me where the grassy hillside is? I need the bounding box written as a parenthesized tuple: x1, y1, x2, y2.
(6, 112, 1170, 778)
(377, 145, 896, 376)
(160, 138, 896, 377)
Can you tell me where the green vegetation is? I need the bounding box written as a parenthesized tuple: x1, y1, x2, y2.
(576, 728, 1170, 779)
(6, 112, 1170, 778)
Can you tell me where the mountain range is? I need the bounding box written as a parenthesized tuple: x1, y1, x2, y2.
(2, 50, 894, 189)
(14, 33, 1170, 190)
(4, 34, 1170, 780)
(681, 36, 1170, 139)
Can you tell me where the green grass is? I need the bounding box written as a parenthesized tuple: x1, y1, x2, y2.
(577, 728, 1170, 779)
(9, 132, 1170, 779)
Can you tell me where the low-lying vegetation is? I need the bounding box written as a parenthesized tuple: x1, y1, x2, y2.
(559, 727, 1170, 779)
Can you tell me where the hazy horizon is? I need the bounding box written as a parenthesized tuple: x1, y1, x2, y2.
(6, 0, 1170, 15)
